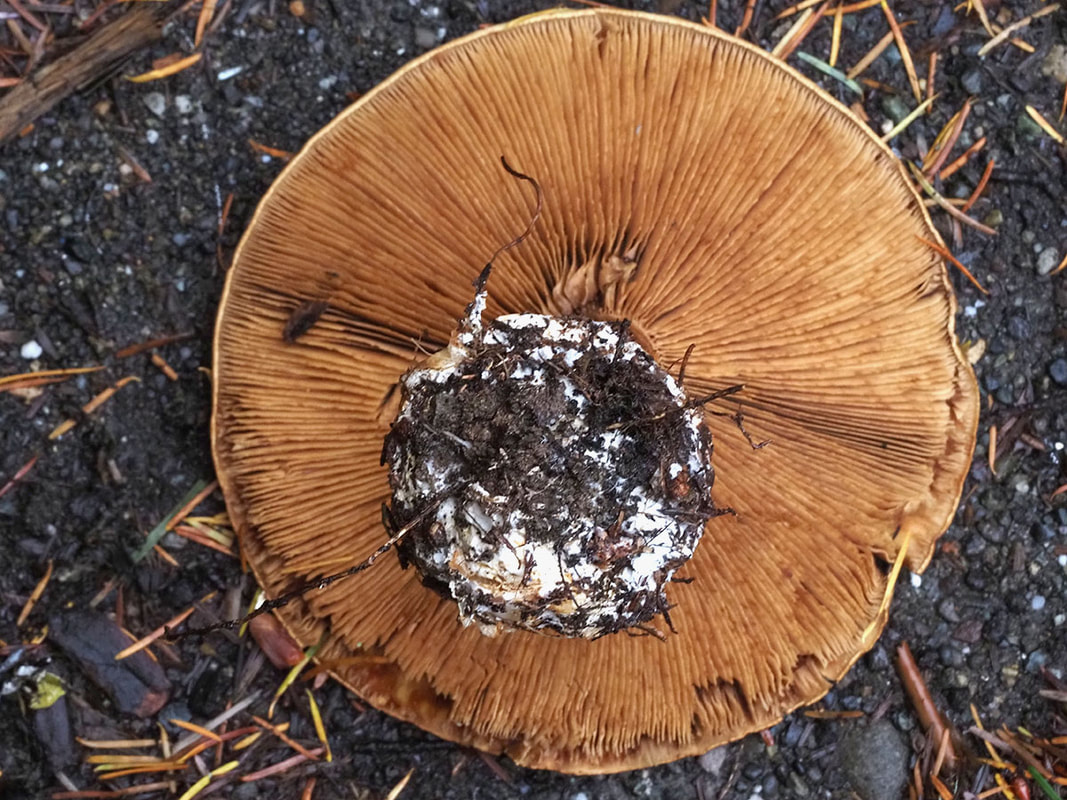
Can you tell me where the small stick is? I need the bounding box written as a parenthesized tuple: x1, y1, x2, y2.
(938, 136, 986, 181)
(16, 559, 53, 626)
(926, 52, 937, 107)
(880, 0, 922, 103)
(960, 158, 995, 213)
(172, 496, 449, 637)
(977, 4, 1059, 57)
(916, 235, 989, 295)
(897, 641, 962, 772)
(735, 0, 758, 37)
(0, 0, 185, 142)
(116, 332, 195, 359)
(923, 98, 972, 178)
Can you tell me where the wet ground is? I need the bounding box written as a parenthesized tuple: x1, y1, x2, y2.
(0, 0, 1065, 798)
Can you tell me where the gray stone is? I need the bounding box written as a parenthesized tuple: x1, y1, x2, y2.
(838, 719, 910, 800)
(698, 745, 728, 775)
(143, 92, 166, 117)
(960, 68, 983, 94)
(1050, 358, 1067, 386)
(1038, 248, 1061, 275)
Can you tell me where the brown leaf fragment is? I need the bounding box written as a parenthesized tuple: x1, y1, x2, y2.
(33, 692, 75, 770)
(283, 300, 328, 342)
(48, 611, 171, 717)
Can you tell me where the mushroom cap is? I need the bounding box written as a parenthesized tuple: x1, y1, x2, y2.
(213, 9, 979, 774)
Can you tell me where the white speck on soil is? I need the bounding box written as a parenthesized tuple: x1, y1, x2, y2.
(20, 341, 42, 359)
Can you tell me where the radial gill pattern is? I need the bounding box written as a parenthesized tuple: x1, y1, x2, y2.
(213, 9, 979, 773)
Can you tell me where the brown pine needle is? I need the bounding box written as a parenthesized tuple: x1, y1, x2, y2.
(971, 0, 995, 36)
(1025, 105, 1065, 144)
(252, 715, 321, 761)
(939, 136, 987, 180)
(167, 719, 221, 743)
(971, 704, 1010, 768)
(96, 762, 189, 780)
(301, 778, 317, 800)
(151, 352, 178, 381)
(735, 0, 757, 35)
(909, 163, 997, 236)
(127, 53, 202, 83)
(0, 454, 39, 501)
(917, 235, 990, 294)
(988, 424, 998, 475)
(706, 0, 718, 27)
(115, 333, 195, 359)
(151, 544, 180, 568)
(923, 98, 973, 177)
(76, 739, 158, 750)
(829, 3, 843, 66)
(248, 138, 295, 160)
(173, 525, 237, 557)
(385, 768, 415, 800)
(49, 376, 141, 440)
(776, 0, 876, 18)
(194, 0, 217, 47)
(114, 602, 202, 660)
(880, 0, 922, 102)
(167, 480, 220, 533)
(977, 4, 1059, 56)
(17, 559, 53, 626)
(1050, 252, 1067, 276)
(772, 3, 829, 60)
(87, 755, 165, 766)
(930, 773, 953, 800)
(0, 365, 104, 392)
(218, 192, 234, 238)
(926, 52, 937, 106)
(239, 749, 323, 782)
(932, 726, 952, 777)
(961, 159, 995, 213)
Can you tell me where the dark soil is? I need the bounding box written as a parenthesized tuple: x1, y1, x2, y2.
(1, 0, 1065, 798)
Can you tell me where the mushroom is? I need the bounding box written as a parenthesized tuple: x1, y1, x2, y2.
(212, 9, 979, 773)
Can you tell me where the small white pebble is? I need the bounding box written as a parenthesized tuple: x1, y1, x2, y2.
(217, 66, 243, 81)
(20, 340, 43, 359)
(1014, 479, 1030, 494)
(1032, 595, 1046, 611)
(1055, 614, 1065, 626)
(1058, 554, 1067, 567)
(910, 572, 922, 589)
(146, 129, 160, 145)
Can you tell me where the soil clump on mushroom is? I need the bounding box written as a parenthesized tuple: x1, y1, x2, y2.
(385, 312, 718, 638)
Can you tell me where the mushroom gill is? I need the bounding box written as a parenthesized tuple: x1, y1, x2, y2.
(212, 9, 979, 774)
